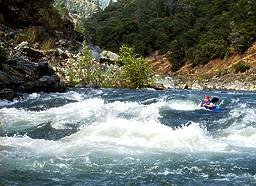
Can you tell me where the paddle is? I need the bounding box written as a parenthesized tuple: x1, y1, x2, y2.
(211, 97, 220, 104)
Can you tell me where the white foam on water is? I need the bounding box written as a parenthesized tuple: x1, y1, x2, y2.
(0, 97, 163, 131)
(0, 108, 39, 131)
(59, 118, 227, 154)
(28, 93, 40, 99)
(167, 100, 198, 111)
(223, 127, 256, 148)
(0, 98, 106, 131)
(1, 119, 227, 157)
(218, 103, 256, 148)
(2, 95, 256, 157)
(0, 99, 19, 107)
(1, 136, 61, 155)
(54, 91, 85, 101)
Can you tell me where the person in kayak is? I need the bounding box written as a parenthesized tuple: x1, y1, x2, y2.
(200, 95, 214, 109)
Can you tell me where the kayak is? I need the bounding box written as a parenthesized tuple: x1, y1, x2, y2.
(201, 105, 222, 111)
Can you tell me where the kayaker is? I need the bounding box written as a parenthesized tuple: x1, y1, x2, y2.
(200, 95, 214, 109)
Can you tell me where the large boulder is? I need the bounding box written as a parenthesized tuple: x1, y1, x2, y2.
(0, 57, 66, 100)
(20, 75, 66, 93)
(100, 50, 119, 64)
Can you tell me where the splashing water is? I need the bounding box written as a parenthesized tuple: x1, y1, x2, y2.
(1, 88, 256, 185)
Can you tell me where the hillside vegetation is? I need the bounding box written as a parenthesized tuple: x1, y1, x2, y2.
(85, 0, 256, 71)
(0, 0, 154, 91)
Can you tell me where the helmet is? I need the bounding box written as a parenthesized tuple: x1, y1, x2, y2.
(204, 95, 210, 99)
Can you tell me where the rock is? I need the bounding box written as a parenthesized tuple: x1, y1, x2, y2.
(58, 39, 66, 46)
(15, 41, 29, 50)
(19, 75, 66, 93)
(36, 61, 55, 76)
(0, 88, 17, 100)
(33, 42, 40, 49)
(21, 47, 44, 61)
(44, 49, 59, 57)
(0, 57, 66, 99)
(0, 70, 25, 90)
(148, 83, 165, 90)
(183, 84, 189, 89)
(60, 50, 69, 59)
(155, 76, 175, 89)
(0, 31, 5, 38)
(5, 30, 16, 40)
(100, 50, 119, 62)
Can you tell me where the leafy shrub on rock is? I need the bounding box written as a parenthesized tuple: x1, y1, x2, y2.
(232, 61, 250, 73)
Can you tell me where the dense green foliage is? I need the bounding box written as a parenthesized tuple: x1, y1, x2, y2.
(57, 41, 101, 86)
(0, 0, 72, 31)
(117, 45, 153, 88)
(0, 0, 74, 49)
(85, 0, 256, 71)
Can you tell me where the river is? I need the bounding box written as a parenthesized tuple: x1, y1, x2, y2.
(0, 88, 256, 185)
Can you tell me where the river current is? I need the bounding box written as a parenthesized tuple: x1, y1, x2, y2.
(0, 88, 256, 185)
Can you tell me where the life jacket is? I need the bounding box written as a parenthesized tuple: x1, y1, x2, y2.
(200, 99, 211, 108)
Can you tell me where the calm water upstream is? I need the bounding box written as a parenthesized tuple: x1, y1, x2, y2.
(0, 88, 256, 185)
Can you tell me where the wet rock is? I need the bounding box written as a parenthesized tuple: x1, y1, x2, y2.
(20, 75, 66, 93)
(148, 83, 165, 90)
(0, 88, 17, 100)
(155, 76, 175, 89)
(0, 57, 66, 99)
(183, 84, 189, 89)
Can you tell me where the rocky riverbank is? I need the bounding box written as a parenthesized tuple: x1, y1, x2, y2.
(1, 24, 255, 101)
(149, 44, 256, 91)
(0, 23, 83, 100)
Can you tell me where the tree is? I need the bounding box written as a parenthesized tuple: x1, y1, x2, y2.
(164, 0, 178, 15)
(85, 0, 256, 69)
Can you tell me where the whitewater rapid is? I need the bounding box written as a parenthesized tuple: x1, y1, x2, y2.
(1, 89, 255, 156)
(1, 88, 256, 185)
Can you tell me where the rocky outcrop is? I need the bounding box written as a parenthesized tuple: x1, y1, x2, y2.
(0, 21, 85, 100)
(0, 58, 66, 100)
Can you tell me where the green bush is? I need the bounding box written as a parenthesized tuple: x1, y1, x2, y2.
(41, 39, 54, 51)
(78, 41, 101, 86)
(57, 41, 101, 86)
(37, 7, 71, 31)
(56, 44, 154, 88)
(118, 45, 153, 88)
(232, 61, 250, 73)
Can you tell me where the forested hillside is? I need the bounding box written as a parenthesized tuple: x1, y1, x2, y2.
(85, 0, 256, 71)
